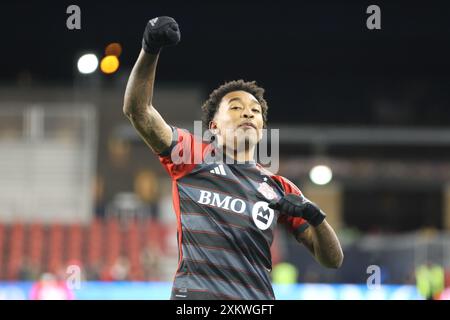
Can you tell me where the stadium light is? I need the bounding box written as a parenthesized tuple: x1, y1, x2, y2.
(309, 165, 333, 185)
(100, 55, 119, 74)
(77, 53, 99, 74)
(105, 42, 122, 57)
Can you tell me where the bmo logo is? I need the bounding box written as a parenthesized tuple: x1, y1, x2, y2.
(252, 201, 274, 230)
(198, 190, 246, 213)
(197, 191, 274, 230)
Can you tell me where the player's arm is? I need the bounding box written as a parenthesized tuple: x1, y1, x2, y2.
(123, 17, 180, 154)
(270, 194, 343, 268)
(296, 220, 343, 269)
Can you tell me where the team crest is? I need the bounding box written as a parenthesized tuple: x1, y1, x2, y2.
(252, 201, 275, 230)
(257, 182, 277, 200)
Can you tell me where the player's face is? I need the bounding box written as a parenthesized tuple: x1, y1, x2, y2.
(211, 90, 264, 151)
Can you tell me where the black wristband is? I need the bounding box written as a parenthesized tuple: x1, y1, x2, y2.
(304, 203, 326, 227)
(142, 39, 161, 55)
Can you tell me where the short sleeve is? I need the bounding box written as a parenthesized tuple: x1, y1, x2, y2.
(272, 175, 310, 236)
(158, 127, 212, 180)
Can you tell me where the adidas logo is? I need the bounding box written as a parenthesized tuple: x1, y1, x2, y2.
(149, 18, 158, 26)
(210, 164, 226, 176)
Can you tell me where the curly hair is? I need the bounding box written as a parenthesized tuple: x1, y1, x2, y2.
(201, 80, 268, 129)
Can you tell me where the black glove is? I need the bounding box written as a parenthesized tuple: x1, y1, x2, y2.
(142, 16, 181, 54)
(269, 194, 326, 227)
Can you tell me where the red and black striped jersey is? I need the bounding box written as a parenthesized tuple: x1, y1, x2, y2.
(158, 127, 309, 300)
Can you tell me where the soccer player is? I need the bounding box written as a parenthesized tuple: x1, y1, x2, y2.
(123, 16, 343, 300)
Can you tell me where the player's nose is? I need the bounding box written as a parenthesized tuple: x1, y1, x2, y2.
(241, 107, 254, 118)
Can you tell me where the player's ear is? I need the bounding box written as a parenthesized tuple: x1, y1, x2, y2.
(209, 121, 218, 134)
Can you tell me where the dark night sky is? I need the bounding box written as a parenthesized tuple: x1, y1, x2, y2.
(2, 0, 450, 125)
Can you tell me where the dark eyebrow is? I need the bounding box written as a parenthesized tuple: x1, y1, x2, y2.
(228, 97, 261, 107)
(228, 97, 243, 105)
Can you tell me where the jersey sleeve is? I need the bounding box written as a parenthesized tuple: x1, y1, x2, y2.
(272, 175, 310, 236)
(158, 126, 212, 180)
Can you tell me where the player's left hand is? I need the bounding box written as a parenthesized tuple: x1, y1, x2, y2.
(269, 194, 326, 227)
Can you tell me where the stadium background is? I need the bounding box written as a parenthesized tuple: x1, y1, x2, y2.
(0, 0, 449, 299)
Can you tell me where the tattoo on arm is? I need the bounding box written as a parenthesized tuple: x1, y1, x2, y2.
(123, 50, 172, 154)
(128, 107, 172, 154)
(296, 220, 344, 268)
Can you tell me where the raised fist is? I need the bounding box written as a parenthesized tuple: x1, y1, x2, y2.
(142, 16, 181, 54)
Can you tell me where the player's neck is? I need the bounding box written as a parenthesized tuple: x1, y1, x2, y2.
(222, 145, 255, 163)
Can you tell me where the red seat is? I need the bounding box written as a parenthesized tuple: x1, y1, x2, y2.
(7, 224, 25, 280)
(87, 218, 103, 266)
(28, 224, 44, 270)
(106, 218, 121, 266)
(67, 224, 83, 262)
(0, 224, 4, 278)
(1, 217, 170, 281)
(126, 220, 142, 280)
(47, 224, 64, 274)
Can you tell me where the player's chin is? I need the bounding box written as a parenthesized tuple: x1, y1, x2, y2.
(236, 126, 259, 137)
